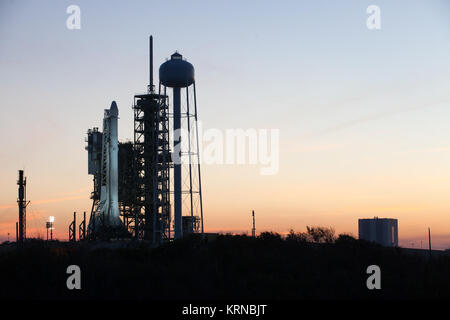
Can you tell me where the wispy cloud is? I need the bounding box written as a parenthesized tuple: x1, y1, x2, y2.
(0, 187, 89, 211)
(290, 143, 344, 153)
(0, 204, 16, 210)
(417, 146, 450, 153)
(30, 195, 86, 205)
(300, 98, 450, 140)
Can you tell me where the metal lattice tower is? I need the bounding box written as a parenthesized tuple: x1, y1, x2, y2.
(118, 142, 134, 234)
(131, 36, 172, 243)
(133, 91, 171, 242)
(17, 170, 29, 244)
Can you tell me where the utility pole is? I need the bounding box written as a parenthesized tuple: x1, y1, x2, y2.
(428, 227, 432, 257)
(252, 210, 256, 238)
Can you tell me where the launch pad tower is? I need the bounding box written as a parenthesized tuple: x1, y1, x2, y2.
(85, 36, 203, 244)
(131, 36, 172, 243)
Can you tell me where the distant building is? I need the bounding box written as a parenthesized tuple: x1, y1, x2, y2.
(358, 217, 398, 247)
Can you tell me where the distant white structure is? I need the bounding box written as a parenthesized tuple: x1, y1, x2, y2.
(358, 217, 398, 247)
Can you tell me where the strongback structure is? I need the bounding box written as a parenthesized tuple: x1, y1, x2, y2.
(86, 127, 102, 229)
(118, 142, 134, 234)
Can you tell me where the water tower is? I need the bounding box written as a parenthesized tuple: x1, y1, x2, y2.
(159, 52, 204, 239)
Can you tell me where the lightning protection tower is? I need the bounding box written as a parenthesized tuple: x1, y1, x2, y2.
(159, 51, 204, 240)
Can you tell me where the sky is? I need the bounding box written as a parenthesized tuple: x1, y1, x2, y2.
(1, 0, 450, 249)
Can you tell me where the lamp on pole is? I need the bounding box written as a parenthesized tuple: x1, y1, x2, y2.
(48, 216, 55, 241)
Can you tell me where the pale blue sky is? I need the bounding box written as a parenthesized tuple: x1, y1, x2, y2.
(1, 0, 450, 247)
(1, 0, 449, 138)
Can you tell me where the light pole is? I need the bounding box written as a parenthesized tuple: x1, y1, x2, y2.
(48, 216, 55, 241)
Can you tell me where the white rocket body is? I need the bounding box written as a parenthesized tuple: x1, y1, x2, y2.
(97, 101, 122, 228)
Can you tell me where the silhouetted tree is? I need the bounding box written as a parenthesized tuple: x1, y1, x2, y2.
(335, 233, 356, 243)
(286, 229, 309, 243)
(306, 226, 335, 243)
(1, 231, 449, 300)
(258, 231, 282, 242)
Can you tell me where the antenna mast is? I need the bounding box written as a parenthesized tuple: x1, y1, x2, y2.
(252, 210, 256, 238)
(428, 227, 432, 256)
(149, 35, 154, 93)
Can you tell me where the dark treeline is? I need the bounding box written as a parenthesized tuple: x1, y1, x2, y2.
(0, 228, 449, 300)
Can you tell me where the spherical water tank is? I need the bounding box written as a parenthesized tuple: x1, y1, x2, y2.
(159, 52, 195, 88)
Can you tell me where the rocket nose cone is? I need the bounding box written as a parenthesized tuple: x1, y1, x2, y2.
(110, 101, 118, 116)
